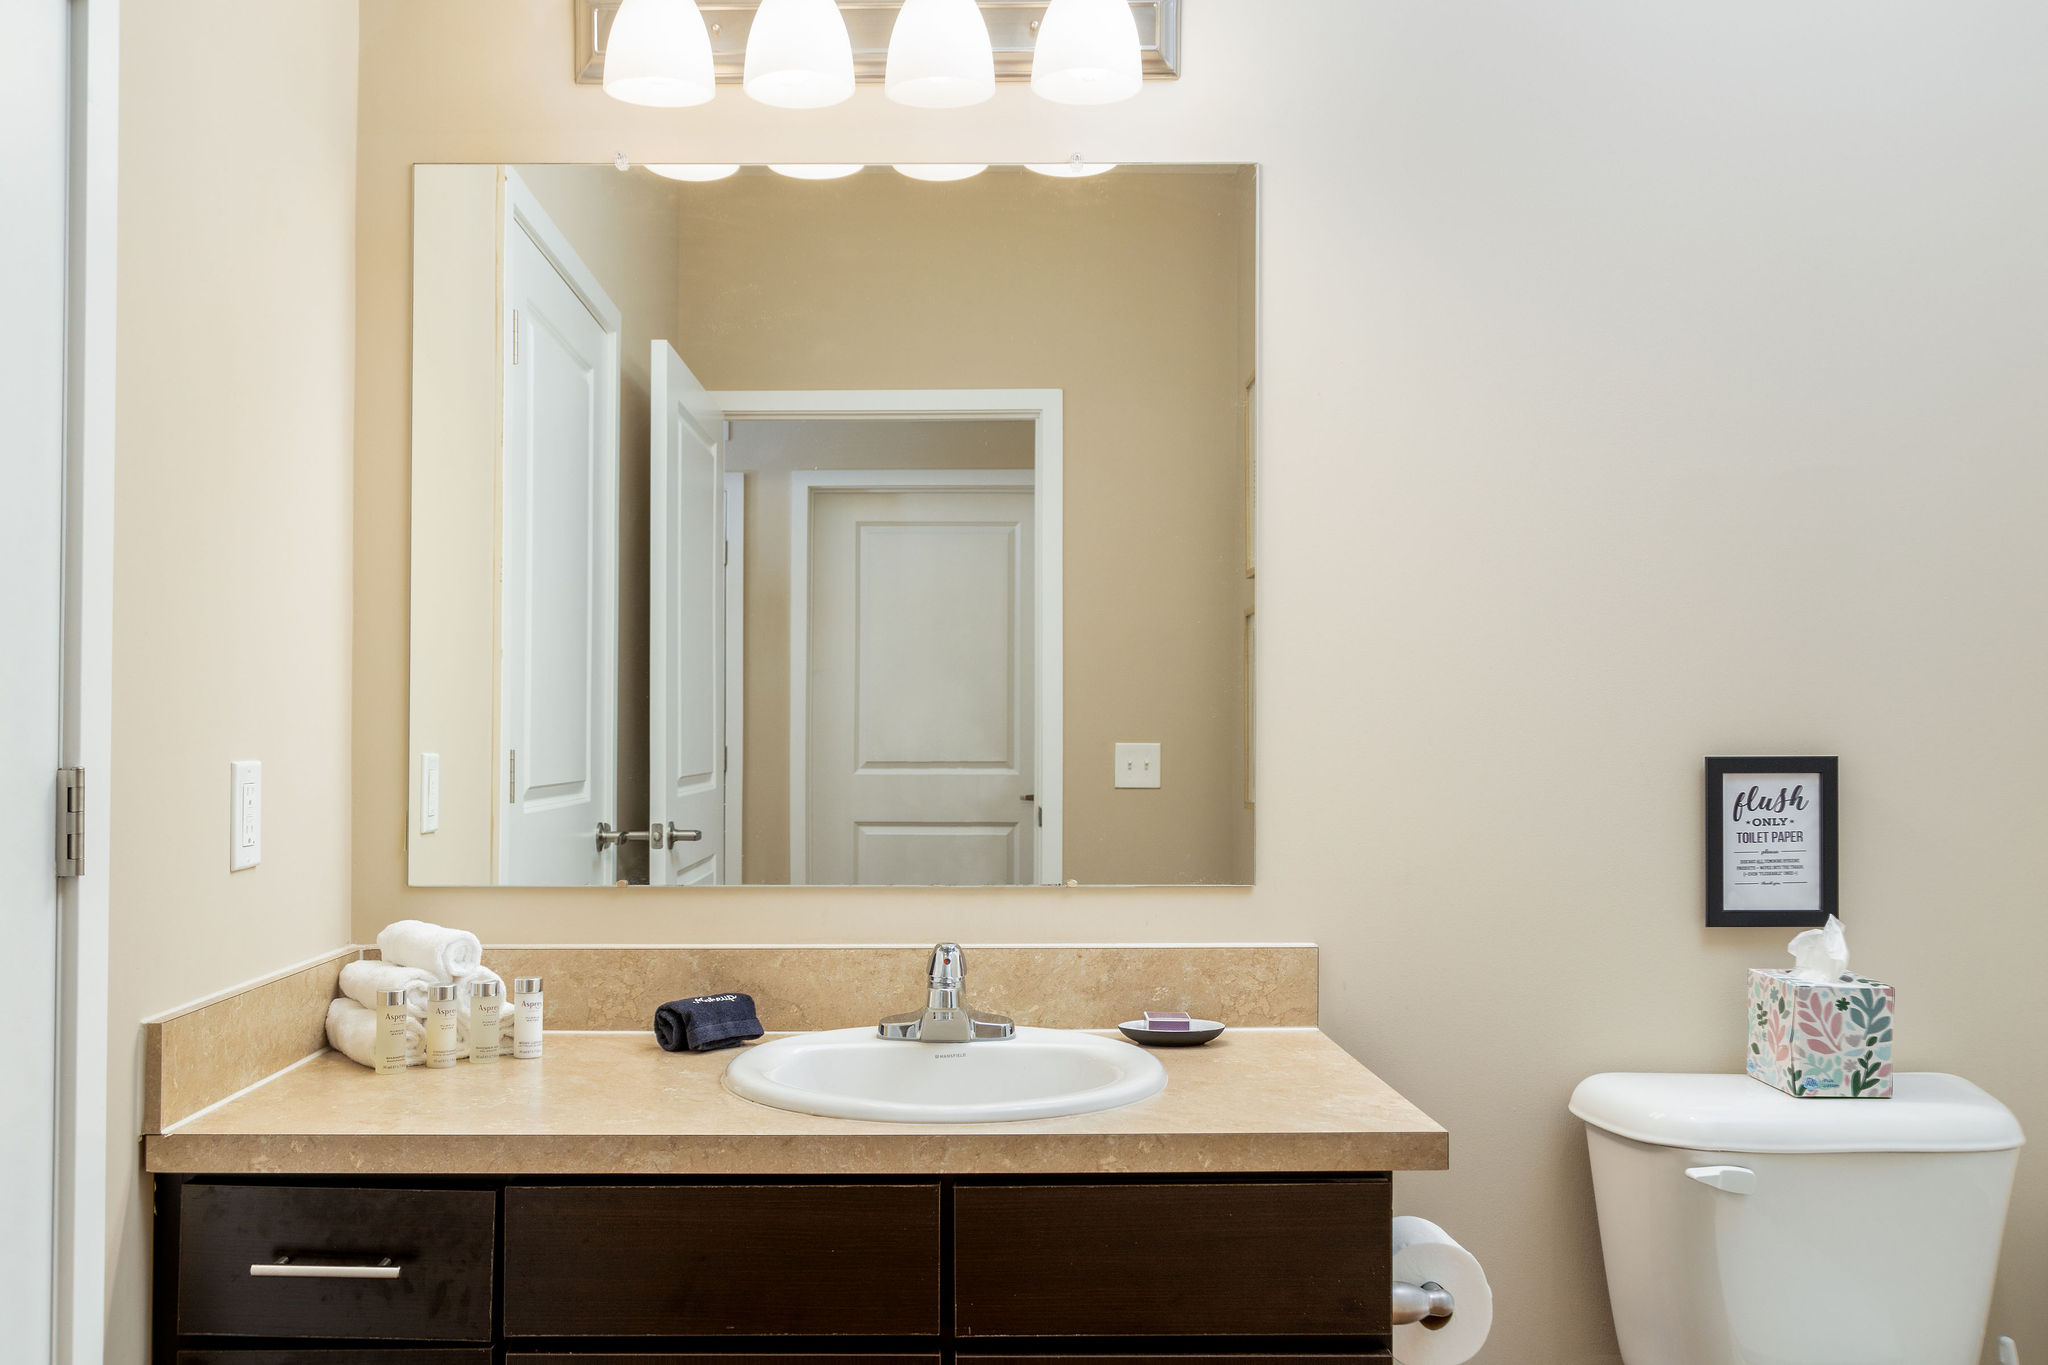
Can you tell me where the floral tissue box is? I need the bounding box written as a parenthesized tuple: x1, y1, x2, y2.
(1747, 968, 1894, 1099)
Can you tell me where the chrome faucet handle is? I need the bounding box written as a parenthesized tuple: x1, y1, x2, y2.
(929, 943, 965, 989)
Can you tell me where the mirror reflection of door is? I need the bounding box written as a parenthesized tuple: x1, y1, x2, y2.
(648, 341, 727, 885)
(498, 179, 620, 887)
(795, 477, 1036, 886)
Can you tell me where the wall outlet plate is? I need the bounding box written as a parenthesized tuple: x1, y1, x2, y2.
(229, 759, 261, 871)
(1115, 742, 1162, 789)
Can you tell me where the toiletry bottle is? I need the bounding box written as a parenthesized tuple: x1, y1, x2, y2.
(469, 979, 502, 1064)
(513, 976, 544, 1059)
(372, 988, 409, 1076)
(426, 983, 461, 1069)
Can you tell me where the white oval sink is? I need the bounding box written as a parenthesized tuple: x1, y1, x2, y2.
(723, 1026, 1167, 1123)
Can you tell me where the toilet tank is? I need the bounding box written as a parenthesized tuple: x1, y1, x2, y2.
(1570, 1073, 2022, 1365)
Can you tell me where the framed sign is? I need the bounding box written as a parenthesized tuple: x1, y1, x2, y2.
(1705, 756, 1838, 928)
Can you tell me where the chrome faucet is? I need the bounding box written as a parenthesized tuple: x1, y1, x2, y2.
(878, 943, 1015, 1042)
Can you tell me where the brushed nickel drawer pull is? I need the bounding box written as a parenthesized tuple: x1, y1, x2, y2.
(250, 1256, 400, 1280)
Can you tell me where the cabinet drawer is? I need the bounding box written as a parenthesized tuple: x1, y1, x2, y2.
(504, 1185, 941, 1337)
(954, 1181, 1391, 1338)
(969, 1358, 1388, 1365)
(177, 1354, 494, 1365)
(176, 1185, 495, 1341)
(510, 1358, 941, 1365)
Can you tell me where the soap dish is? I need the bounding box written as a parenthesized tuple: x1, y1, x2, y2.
(1118, 1019, 1226, 1047)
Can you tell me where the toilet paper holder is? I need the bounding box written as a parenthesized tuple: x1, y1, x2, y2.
(1390, 1279, 1456, 1328)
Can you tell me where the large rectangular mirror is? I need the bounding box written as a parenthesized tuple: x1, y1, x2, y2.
(409, 163, 1256, 887)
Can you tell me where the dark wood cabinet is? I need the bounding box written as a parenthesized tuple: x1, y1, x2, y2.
(157, 1176, 1392, 1364)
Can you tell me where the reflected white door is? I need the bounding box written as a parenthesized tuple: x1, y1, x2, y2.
(802, 484, 1035, 885)
(0, 0, 68, 1349)
(648, 341, 726, 885)
(499, 219, 619, 885)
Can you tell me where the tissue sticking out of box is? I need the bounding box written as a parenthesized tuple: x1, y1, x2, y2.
(1787, 914, 1849, 983)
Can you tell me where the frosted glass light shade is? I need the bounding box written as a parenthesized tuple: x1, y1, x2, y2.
(893, 163, 989, 182)
(768, 163, 865, 180)
(603, 0, 717, 108)
(647, 164, 741, 182)
(886, 0, 995, 109)
(745, 0, 856, 109)
(1030, 0, 1142, 106)
(1024, 160, 1118, 178)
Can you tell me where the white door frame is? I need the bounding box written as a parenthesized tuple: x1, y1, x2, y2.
(59, 3, 120, 1362)
(495, 169, 623, 884)
(716, 386, 1063, 885)
(722, 472, 746, 884)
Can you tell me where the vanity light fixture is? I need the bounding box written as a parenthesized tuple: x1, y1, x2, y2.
(893, 162, 989, 181)
(1024, 158, 1118, 178)
(1030, 0, 1143, 105)
(646, 163, 742, 180)
(744, 0, 856, 108)
(885, 0, 995, 108)
(768, 162, 866, 179)
(601, 0, 718, 107)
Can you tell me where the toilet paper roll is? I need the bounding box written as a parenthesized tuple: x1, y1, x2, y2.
(1391, 1216, 1493, 1365)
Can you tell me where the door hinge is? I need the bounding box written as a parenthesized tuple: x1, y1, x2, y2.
(723, 745, 729, 775)
(507, 749, 517, 803)
(723, 539, 729, 567)
(1037, 805, 1043, 829)
(56, 767, 84, 877)
(510, 309, 520, 364)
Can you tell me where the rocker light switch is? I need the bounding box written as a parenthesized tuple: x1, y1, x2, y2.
(1115, 742, 1162, 789)
(229, 760, 262, 871)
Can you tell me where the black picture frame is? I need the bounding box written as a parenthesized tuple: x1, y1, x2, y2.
(1705, 756, 1838, 928)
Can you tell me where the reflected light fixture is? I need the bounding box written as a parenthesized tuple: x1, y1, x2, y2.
(745, 0, 856, 109)
(602, 0, 717, 108)
(768, 163, 866, 180)
(646, 164, 742, 181)
(1030, 0, 1143, 106)
(886, 0, 996, 109)
(893, 163, 989, 182)
(1025, 159, 1118, 178)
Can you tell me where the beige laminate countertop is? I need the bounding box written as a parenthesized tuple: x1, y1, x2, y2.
(144, 1028, 1448, 1176)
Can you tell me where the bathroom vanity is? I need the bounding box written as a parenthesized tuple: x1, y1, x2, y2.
(146, 1028, 1445, 1365)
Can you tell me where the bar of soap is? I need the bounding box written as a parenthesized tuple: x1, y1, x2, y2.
(1143, 1011, 1192, 1031)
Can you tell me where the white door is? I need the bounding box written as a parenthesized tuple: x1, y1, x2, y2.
(801, 485, 1036, 885)
(0, 0, 70, 1352)
(648, 342, 726, 886)
(499, 210, 620, 886)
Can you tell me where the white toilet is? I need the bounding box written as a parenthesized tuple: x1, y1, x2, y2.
(1571, 1072, 2022, 1365)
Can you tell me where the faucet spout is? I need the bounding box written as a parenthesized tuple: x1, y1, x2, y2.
(879, 943, 1015, 1042)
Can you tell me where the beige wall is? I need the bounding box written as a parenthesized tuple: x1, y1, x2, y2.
(355, 4, 2048, 1361)
(727, 420, 1037, 880)
(111, 3, 360, 1362)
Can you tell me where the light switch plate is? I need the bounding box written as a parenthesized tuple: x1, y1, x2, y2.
(1115, 742, 1162, 789)
(229, 759, 262, 870)
(421, 752, 441, 833)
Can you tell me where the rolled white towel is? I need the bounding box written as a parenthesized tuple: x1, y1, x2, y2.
(376, 919, 483, 981)
(339, 958, 436, 1020)
(326, 998, 426, 1069)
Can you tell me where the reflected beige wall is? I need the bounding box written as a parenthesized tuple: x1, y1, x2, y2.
(673, 170, 1257, 884)
(110, 3, 361, 1362)
(727, 420, 1037, 881)
(355, 4, 2048, 1361)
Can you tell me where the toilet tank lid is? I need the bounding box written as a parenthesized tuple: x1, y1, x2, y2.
(1569, 1073, 2024, 1154)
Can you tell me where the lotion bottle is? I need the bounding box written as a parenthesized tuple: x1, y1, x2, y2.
(426, 983, 461, 1069)
(513, 976, 544, 1059)
(469, 978, 502, 1064)
(372, 988, 409, 1075)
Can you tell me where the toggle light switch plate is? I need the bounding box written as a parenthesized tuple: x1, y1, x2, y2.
(421, 752, 441, 833)
(229, 759, 262, 871)
(1115, 742, 1162, 789)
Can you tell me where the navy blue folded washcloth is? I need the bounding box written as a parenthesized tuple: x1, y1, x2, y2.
(654, 993, 764, 1052)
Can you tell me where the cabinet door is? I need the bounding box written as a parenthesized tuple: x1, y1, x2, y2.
(177, 1353, 494, 1365)
(954, 1181, 1391, 1338)
(504, 1185, 942, 1337)
(510, 1357, 941, 1365)
(176, 1185, 495, 1341)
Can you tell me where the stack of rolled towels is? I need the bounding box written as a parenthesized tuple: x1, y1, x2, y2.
(325, 919, 517, 1069)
